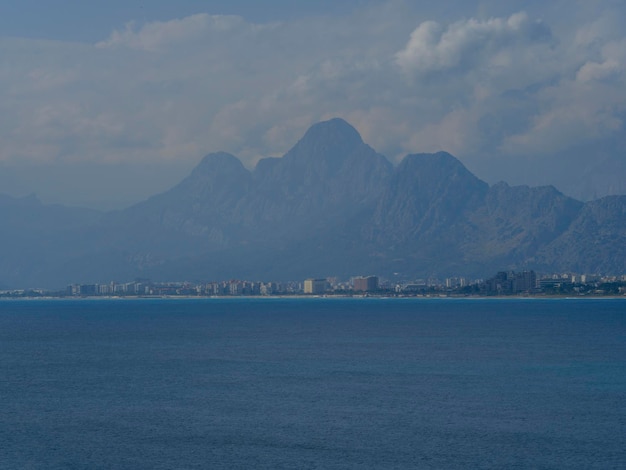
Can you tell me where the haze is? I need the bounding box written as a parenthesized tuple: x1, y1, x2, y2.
(0, 0, 624, 209)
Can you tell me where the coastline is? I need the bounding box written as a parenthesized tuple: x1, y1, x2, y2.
(1, 294, 625, 301)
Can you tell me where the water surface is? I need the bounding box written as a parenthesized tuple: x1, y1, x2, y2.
(1, 298, 625, 468)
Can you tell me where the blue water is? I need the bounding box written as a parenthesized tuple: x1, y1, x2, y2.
(1, 298, 625, 469)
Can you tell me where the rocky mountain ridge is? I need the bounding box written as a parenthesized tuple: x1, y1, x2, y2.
(1, 118, 625, 288)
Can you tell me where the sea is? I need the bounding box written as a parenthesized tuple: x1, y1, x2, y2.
(1, 298, 625, 469)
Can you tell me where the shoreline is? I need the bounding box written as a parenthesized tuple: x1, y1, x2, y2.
(1, 294, 625, 301)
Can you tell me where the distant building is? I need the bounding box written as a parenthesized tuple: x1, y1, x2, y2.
(260, 282, 277, 296)
(304, 278, 327, 294)
(485, 271, 537, 294)
(80, 284, 97, 296)
(513, 270, 536, 292)
(446, 277, 467, 288)
(97, 283, 111, 295)
(353, 276, 379, 292)
(229, 281, 243, 296)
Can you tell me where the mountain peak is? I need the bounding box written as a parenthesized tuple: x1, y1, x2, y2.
(285, 118, 364, 163)
(398, 152, 486, 184)
(189, 151, 248, 178)
(168, 151, 251, 198)
(392, 151, 489, 202)
(196, 151, 243, 168)
(301, 117, 363, 145)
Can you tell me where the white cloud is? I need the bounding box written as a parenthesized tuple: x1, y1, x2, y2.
(96, 14, 247, 51)
(0, 1, 626, 205)
(395, 12, 551, 76)
(576, 59, 621, 83)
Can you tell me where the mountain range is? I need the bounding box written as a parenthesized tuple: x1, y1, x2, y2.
(2, 118, 625, 289)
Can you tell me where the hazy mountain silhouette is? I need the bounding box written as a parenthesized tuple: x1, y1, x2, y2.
(1, 118, 625, 288)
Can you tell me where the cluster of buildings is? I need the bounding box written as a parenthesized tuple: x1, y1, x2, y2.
(3, 271, 626, 299)
(483, 271, 537, 295)
(60, 276, 382, 297)
(66, 280, 303, 297)
(303, 276, 379, 294)
(474, 271, 626, 296)
(60, 271, 626, 297)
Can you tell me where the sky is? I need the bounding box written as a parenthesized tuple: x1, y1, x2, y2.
(0, 0, 625, 208)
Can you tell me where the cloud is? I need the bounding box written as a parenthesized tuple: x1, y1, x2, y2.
(395, 12, 552, 76)
(96, 14, 248, 51)
(0, 0, 625, 205)
(576, 59, 621, 83)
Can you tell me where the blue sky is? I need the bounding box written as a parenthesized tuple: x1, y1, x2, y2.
(0, 0, 624, 208)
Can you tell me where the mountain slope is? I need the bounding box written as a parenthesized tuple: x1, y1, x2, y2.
(0, 194, 102, 288)
(2, 117, 625, 288)
(536, 195, 626, 273)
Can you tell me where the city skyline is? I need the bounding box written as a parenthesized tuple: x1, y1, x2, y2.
(5, 269, 626, 298)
